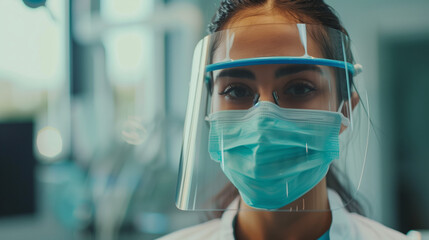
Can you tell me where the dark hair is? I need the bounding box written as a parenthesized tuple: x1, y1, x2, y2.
(209, 0, 347, 33)
(208, 0, 364, 216)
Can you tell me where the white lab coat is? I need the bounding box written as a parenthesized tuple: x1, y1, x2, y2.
(158, 190, 414, 240)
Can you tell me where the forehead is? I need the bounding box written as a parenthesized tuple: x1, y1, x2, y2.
(212, 14, 324, 63)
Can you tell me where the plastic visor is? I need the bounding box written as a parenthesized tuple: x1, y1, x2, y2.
(176, 23, 368, 212)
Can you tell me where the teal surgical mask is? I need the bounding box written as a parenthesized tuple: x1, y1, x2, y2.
(207, 101, 348, 210)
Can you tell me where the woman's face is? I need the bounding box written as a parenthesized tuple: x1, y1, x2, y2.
(210, 12, 339, 113)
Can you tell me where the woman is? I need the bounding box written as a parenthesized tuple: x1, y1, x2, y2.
(161, 0, 413, 239)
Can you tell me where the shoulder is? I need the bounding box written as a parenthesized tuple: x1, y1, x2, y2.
(157, 219, 221, 240)
(347, 212, 410, 240)
(328, 190, 411, 240)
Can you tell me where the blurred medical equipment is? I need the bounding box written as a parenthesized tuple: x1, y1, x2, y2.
(22, 0, 46, 8)
(67, 1, 201, 240)
(0, 122, 36, 217)
(15, 0, 202, 239)
(22, 0, 57, 21)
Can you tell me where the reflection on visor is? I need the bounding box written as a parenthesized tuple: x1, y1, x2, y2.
(209, 63, 340, 112)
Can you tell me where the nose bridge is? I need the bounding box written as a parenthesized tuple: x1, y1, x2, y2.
(257, 88, 279, 105)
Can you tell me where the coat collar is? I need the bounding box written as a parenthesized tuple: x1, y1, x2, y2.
(219, 189, 355, 239)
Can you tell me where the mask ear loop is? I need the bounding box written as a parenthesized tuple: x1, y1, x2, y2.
(337, 100, 350, 127)
(338, 63, 363, 128)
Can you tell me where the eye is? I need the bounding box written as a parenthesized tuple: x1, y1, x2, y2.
(284, 82, 316, 96)
(219, 84, 254, 100)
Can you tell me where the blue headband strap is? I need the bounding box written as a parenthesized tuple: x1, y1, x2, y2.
(206, 57, 355, 75)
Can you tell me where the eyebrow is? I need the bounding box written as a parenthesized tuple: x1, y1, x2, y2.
(214, 65, 322, 81)
(275, 65, 322, 78)
(216, 68, 256, 80)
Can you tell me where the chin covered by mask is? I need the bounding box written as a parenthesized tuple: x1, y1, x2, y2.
(208, 101, 348, 210)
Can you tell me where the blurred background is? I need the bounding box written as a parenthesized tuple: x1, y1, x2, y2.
(0, 0, 427, 239)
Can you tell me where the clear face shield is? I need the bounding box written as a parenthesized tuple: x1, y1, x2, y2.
(176, 23, 368, 212)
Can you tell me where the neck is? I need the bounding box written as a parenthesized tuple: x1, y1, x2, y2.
(235, 179, 332, 240)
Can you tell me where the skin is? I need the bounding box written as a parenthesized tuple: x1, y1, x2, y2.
(211, 6, 360, 240)
(212, 64, 337, 112)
